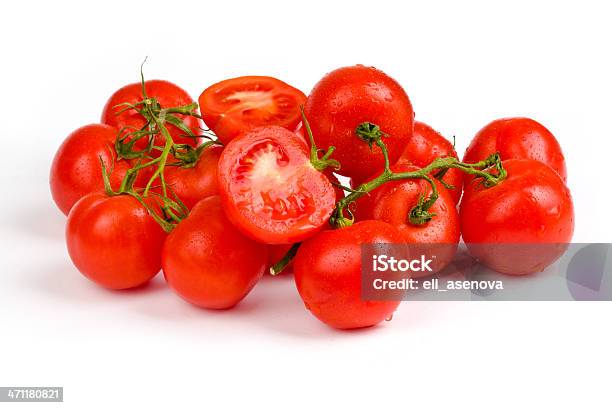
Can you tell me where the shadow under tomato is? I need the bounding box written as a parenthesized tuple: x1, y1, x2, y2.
(5, 201, 65, 242)
(30, 259, 432, 339)
(29, 262, 168, 305)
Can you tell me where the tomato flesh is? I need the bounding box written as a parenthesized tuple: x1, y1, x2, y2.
(199, 76, 306, 144)
(218, 126, 336, 244)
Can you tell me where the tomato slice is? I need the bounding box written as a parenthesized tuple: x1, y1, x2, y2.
(218, 126, 336, 244)
(198, 76, 306, 144)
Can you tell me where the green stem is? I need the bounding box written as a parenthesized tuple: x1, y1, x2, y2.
(300, 106, 340, 172)
(376, 138, 392, 175)
(104, 63, 213, 233)
(270, 243, 301, 275)
(269, 126, 507, 276)
(143, 110, 174, 197)
(165, 103, 200, 116)
(117, 157, 161, 193)
(126, 191, 175, 233)
(331, 136, 506, 228)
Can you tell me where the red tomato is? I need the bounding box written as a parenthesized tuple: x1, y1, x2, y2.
(198, 76, 307, 144)
(66, 193, 166, 289)
(266, 170, 344, 273)
(396, 122, 463, 204)
(464, 117, 567, 181)
(165, 144, 223, 209)
(354, 164, 460, 276)
(162, 196, 268, 309)
(304, 65, 414, 181)
(102, 80, 200, 152)
(294, 220, 404, 329)
(460, 159, 574, 275)
(50, 124, 146, 215)
(217, 126, 336, 244)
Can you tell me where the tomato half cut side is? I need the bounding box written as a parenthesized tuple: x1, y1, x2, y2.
(199, 76, 307, 144)
(218, 126, 336, 245)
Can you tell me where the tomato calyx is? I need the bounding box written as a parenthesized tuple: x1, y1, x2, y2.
(355, 122, 388, 149)
(408, 194, 438, 225)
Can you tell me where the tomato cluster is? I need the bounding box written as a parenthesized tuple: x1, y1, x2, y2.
(50, 64, 574, 330)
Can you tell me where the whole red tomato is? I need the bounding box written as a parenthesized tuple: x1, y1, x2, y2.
(354, 164, 460, 276)
(162, 196, 268, 309)
(293, 220, 404, 329)
(304, 65, 414, 181)
(165, 144, 223, 209)
(460, 159, 574, 275)
(464, 117, 567, 181)
(396, 122, 463, 204)
(50, 124, 147, 215)
(66, 193, 166, 289)
(102, 80, 201, 152)
(198, 76, 307, 144)
(217, 126, 336, 244)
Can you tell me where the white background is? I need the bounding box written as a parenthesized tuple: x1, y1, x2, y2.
(1, 1, 611, 407)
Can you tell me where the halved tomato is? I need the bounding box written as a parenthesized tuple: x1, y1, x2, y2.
(217, 126, 336, 244)
(198, 76, 306, 144)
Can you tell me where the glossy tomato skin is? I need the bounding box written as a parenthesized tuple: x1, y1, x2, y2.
(217, 126, 336, 245)
(354, 164, 460, 276)
(50, 124, 143, 215)
(66, 193, 166, 289)
(460, 159, 574, 275)
(198, 76, 307, 144)
(102, 80, 200, 152)
(304, 65, 414, 181)
(165, 144, 223, 209)
(397, 122, 463, 204)
(464, 117, 567, 182)
(162, 196, 268, 309)
(294, 220, 404, 329)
